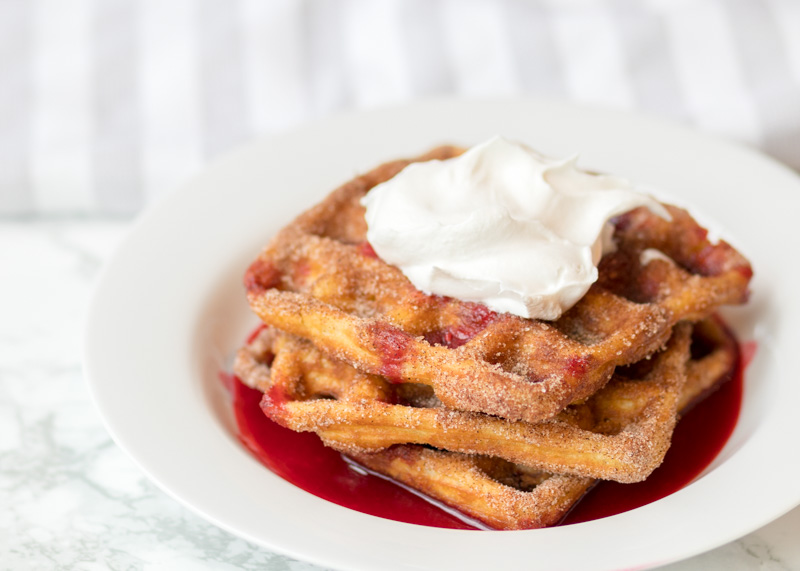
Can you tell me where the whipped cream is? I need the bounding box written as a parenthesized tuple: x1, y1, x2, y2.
(361, 137, 668, 320)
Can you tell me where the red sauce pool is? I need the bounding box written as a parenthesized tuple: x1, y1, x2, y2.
(226, 339, 748, 530)
(562, 343, 746, 525)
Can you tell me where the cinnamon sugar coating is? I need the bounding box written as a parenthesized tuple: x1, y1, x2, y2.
(237, 146, 749, 529)
(234, 317, 738, 529)
(348, 446, 594, 531)
(244, 147, 751, 424)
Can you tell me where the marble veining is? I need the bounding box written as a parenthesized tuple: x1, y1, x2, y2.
(1, 219, 797, 570)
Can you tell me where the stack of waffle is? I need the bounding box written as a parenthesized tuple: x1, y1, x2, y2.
(234, 147, 752, 529)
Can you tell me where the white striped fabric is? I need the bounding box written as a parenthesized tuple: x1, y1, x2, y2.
(2, 0, 799, 215)
(31, 0, 93, 212)
(141, 0, 202, 206)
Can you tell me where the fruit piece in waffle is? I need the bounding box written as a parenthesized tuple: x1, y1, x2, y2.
(244, 147, 751, 424)
(237, 322, 688, 483)
(234, 317, 739, 529)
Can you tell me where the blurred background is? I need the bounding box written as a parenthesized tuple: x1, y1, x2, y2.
(2, 0, 799, 216)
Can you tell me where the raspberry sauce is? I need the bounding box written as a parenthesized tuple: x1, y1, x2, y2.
(226, 339, 748, 530)
(561, 342, 748, 525)
(227, 373, 479, 529)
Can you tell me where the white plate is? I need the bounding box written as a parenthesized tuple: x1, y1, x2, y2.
(85, 98, 800, 571)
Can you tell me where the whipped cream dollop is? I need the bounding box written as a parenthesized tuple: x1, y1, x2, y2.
(361, 137, 668, 320)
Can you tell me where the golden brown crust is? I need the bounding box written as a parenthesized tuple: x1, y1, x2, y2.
(236, 324, 692, 483)
(236, 146, 750, 530)
(347, 447, 594, 531)
(233, 317, 739, 529)
(243, 147, 751, 424)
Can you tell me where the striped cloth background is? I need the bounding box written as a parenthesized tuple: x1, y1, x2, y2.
(2, 0, 799, 215)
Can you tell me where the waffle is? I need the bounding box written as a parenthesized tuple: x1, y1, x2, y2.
(346, 446, 595, 531)
(236, 323, 692, 483)
(244, 147, 752, 424)
(234, 317, 739, 529)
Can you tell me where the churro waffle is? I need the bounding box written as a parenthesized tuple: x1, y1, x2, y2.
(236, 323, 692, 483)
(347, 447, 594, 531)
(244, 148, 751, 424)
(234, 317, 739, 529)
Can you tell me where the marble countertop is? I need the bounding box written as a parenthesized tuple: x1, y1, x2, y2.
(3, 218, 799, 570)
